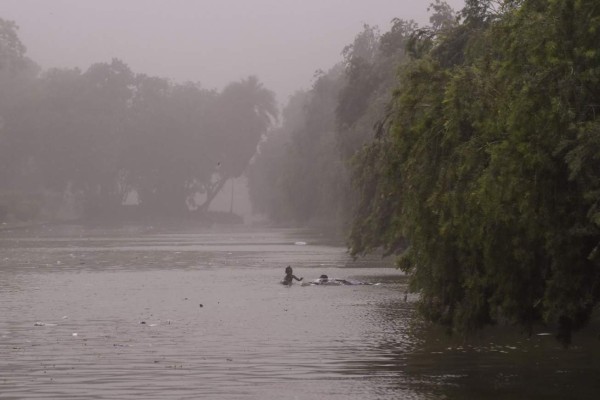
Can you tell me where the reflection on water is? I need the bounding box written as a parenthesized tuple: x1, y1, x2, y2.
(0, 225, 599, 399)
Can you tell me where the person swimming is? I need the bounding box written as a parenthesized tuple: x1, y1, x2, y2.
(307, 274, 374, 285)
(282, 265, 303, 285)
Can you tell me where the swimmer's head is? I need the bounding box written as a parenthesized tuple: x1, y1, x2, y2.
(285, 265, 292, 274)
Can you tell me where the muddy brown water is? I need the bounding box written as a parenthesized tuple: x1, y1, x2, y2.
(1, 225, 599, 399)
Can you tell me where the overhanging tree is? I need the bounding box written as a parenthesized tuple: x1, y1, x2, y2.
(349, 0, 600, 344)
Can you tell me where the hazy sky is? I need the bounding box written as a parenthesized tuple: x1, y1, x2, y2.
(1, 0, 465, 104)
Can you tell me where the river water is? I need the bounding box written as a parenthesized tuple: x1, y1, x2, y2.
(0, 224, 599, 399)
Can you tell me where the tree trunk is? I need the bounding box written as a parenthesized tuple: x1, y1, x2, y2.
(197, 177, 227, 213)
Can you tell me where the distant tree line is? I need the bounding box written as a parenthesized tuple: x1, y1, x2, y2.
(247, 16, 423, 228)
(0, 18, 275, 220)
(248, 0, 600, 344)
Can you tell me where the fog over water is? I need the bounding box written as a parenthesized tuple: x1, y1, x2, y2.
(0, 0, 465, 104)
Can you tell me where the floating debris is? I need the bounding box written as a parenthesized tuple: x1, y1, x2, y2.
(34, 322, 57, 327)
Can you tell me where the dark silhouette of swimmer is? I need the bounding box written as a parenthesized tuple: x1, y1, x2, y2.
(282, 265, 303, 285)
(317, 274, 347, 285)
(313, 274, 372, 285)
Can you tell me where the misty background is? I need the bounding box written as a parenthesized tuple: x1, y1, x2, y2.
(1, 0, 465, 103)
(0, 0, 464, 225)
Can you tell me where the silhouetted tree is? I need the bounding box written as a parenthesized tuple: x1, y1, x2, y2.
(196, 76, 277, 213)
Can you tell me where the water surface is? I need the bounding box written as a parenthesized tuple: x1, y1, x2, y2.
(1, 225, 598, 399)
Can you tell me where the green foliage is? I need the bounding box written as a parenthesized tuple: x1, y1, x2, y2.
(349, 0, 600, 344)
(337, 21, 415, 160)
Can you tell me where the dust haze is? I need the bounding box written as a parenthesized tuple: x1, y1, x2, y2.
(0, 0, 465, 103)
(0, 0, 464, 225)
